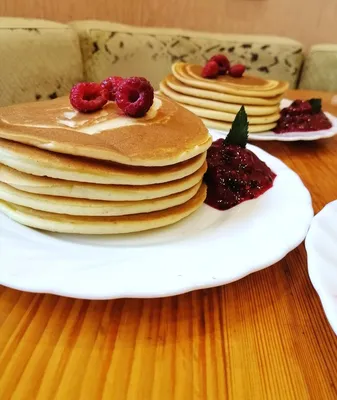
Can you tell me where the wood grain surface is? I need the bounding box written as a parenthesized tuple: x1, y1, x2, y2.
(1, 90, 337, 399)
(1, 0, 337, 48)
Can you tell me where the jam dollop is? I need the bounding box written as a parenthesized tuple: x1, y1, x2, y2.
(204, 139, 276, 210)
(273, 100, 332, 133)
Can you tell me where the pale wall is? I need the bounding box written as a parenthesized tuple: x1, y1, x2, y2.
(1, 0, 336, 48)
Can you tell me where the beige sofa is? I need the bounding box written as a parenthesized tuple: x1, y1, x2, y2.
(0, 17, 306, 107)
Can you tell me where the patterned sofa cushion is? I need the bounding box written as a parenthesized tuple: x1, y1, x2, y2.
(299, 44, 337, 92)
(0, 18, 83, 106)
(71, 21, 303, 90)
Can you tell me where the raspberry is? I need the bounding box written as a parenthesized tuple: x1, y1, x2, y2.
(70, 82, 108, 113)
(115, 77, 154, 118)
(202, 61, 219, 79)
(229, 64, 246, 78)
(100, 76, 124, 101)
(210, 54, 230, 75)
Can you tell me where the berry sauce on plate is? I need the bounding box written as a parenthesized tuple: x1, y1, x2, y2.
(274, 100, 332, 133)
(204, 139, 276, 210)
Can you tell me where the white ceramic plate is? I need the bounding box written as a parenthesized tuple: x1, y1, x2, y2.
(210, 99, 337, 142)
(0, 133, 313, 299)
(306, 201, 337, 335)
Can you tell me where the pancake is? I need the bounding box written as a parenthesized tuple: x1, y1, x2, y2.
(172, 62, 289, 98)
(181, 104, 280, 125)
(0, 138, 206, 185)
(163, 76, 282, 108)
(0, 180, 202, 216)
(0, 94, 212, 166)
(0, 184, 207, 234)
(0, 162, 207, 201)
(201, 117, 276, 133)
(176, 104, 280, 125)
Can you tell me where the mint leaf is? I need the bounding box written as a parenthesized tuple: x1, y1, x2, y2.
(309, 98, 322, 114)
(225, 106, 249, 148)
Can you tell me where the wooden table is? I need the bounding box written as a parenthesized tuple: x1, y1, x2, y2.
(1, 90, 337, 400)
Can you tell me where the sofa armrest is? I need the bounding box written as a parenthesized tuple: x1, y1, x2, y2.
(0, 17, 84, 106)
(299, 44, 337, 92)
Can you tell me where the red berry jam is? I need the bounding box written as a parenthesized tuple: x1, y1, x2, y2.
(204, 139, 276, 210)
(274, 100, 332, 133)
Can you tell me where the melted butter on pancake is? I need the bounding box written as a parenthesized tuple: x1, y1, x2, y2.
(63, 111, 78, 119)
(1, 97, 163, 136)
(77, 98, 162, 135)
(0, 93, 211, 166)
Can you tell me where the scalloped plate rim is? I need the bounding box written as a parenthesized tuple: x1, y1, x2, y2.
(305, 200, 337, 335)
(0, 134, 314, 299)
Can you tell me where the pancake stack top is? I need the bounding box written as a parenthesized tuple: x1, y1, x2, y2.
(0, 93, 212, 234)
(160, 62, 289, 133)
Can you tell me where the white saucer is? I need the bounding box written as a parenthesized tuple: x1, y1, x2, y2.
(306, 201, 337, 335)
(210, 99, 337, 142)
(0, 132, 313, 299)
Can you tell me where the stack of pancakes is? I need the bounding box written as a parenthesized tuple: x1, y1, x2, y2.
(0, 94, 212, 234)
(160, 62, 289, 133)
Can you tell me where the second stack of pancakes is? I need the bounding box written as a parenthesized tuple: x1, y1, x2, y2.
(160, 62, 289, 133)
(0, 94, 211, 234)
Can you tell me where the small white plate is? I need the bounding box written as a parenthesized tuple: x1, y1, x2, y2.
(306, 201, 337, 335)
(210, 99, 337, 142)
(0, 133, 313, 299)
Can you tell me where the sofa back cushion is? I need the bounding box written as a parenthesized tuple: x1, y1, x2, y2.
(0, 18, 83, 106)
(71, 21, 303, 89)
